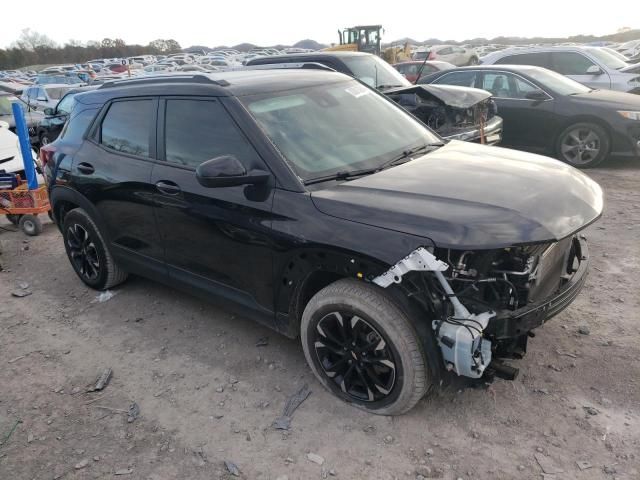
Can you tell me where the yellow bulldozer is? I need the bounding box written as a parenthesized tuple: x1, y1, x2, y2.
(324, 25, 412, 64)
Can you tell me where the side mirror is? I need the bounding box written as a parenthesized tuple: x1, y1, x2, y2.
(43, 107, 54, 116)
(524, 89, 550, 101)
(586, 65, 603, 75)
(196, 155, 270, 188)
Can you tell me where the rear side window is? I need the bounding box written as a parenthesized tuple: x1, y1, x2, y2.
(163, 99, 260, 168)
(495, 52, 550, 68)
(100, 100, 153, 157)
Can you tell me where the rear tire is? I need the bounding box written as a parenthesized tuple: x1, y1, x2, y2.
(556, 122, 609, 168)
(62, 208, 128, 290)
(19, 214, 42, 236)
(301, 279, 430, 415)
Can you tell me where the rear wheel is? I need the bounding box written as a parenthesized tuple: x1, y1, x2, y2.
(301, 279, 430, 415)
(62, 208, 128, 290)
(19, 214, 42, 236)
(556, 122, 609, 168)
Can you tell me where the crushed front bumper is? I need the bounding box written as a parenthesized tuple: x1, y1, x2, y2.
(486, 236, 589, 340)
(442, 115, 503, 145)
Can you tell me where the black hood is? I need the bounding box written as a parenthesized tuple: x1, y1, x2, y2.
(311, 141, 604, 249)
(571, 88, 640, 109)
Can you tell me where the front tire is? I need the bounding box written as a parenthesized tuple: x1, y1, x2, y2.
(556, 122, 609, 168)
(301, 279, 430, 415)
(62, 208, 128, 290)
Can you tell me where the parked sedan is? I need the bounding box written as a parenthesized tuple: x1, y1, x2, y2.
(417, 45, 479, 66)
(392, 60, 455, 83)
(419, 65, 640, 167)
(0, 92, 44, 144)
(481, 46, 640, 94)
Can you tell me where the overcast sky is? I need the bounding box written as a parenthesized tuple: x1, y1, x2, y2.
(0, 0, 635, 49)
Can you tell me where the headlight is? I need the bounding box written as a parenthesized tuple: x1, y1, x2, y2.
(618, 110, 640, 120)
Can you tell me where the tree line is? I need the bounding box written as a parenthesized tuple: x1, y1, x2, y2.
(0, 29, 182, 70)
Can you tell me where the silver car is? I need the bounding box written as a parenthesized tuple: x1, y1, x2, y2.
(481, 46, 640, 93)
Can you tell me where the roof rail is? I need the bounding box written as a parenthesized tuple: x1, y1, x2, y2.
(98, 74, 230, 89)
(223, 62, 336, 73)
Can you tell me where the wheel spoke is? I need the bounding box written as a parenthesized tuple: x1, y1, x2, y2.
(355, 366, 375, 401)
(584, 131, 598, 144)
(362, 364, 392, 395)
(315, 340, 346, 356)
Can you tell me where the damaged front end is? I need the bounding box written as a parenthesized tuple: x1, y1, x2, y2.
(384, 84, 503, 145)
(373, 235, 588, 380)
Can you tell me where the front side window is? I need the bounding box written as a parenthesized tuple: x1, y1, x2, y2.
(242, 79, 440, 181)
(481, 72, 539, 99)
(100, 100, 153, 157)
(164, 99, 259, 168)
(550, 52, 596, 75)
(433, 70, 477, 87)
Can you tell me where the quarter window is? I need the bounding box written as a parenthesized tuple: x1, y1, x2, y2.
(163, 99, 259, 168)
(100, 100, 153, 157)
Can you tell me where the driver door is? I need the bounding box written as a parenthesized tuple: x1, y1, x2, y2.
(151, 96, 276, 319)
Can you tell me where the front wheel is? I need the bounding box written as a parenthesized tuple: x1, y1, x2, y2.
(62, 208, 128, 290)
(301, 279, 430, 415)
(556, 122, 610, 168)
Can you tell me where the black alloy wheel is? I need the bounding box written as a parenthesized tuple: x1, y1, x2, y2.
(66, 223, 100, 282)
(314, 311, 396, 402)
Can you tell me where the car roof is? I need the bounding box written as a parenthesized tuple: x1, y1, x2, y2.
(483, 45, 605, 59)
(249, 51, 371, 62)
(76, 70, 353, 104)
(438, 64, 547, 73)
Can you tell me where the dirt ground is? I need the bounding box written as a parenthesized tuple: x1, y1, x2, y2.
(0, 159, 639, 480)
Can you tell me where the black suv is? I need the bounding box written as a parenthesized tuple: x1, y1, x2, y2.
(44, 71, 603, 415)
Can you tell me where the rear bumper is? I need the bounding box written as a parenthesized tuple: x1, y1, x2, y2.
(486, 236, 589, 340)
(442, 115, 503, 145)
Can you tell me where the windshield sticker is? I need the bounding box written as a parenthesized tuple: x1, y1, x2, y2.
(345, 85, 370, 98)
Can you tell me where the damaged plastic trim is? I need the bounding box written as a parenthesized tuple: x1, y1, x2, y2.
(373, 247, 494, 378)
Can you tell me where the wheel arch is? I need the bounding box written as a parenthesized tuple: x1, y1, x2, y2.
(49, 186, 110, 239)
(554, 115, 613, 147)
(275, 247, 444, 385)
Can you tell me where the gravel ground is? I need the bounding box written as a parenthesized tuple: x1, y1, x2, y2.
(0, 158, 638, 480)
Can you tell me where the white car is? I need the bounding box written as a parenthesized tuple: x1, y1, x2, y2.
(0, 121, 39, 179)
(20, 84, 74, 111)
(415, 45, 479, 66)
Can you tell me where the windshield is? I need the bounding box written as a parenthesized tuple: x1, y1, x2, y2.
(341, 55, 410, 89)
(587, 47, 628, 70)
(0, 96, 13, 115)
(526, 68, 592, 95)
(46, 87, 70, 100)
(242, 80, 440, 182)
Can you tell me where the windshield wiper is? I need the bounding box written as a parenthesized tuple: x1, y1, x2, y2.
(304, 168, 379, 186)
(377, 84, 405, 90)
(379, 143, 444, 170)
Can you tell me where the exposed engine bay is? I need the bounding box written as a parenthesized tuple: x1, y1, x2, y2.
(383, 84, 502, 144)
(373, 236, 586, 380)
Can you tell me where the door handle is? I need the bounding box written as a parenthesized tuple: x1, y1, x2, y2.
(77, 162, 94, 174)
(155, 180, 182, 195)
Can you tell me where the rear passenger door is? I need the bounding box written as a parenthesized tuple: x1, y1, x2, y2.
(151, 97, 276, 321)
(73, 97, 166, 279)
